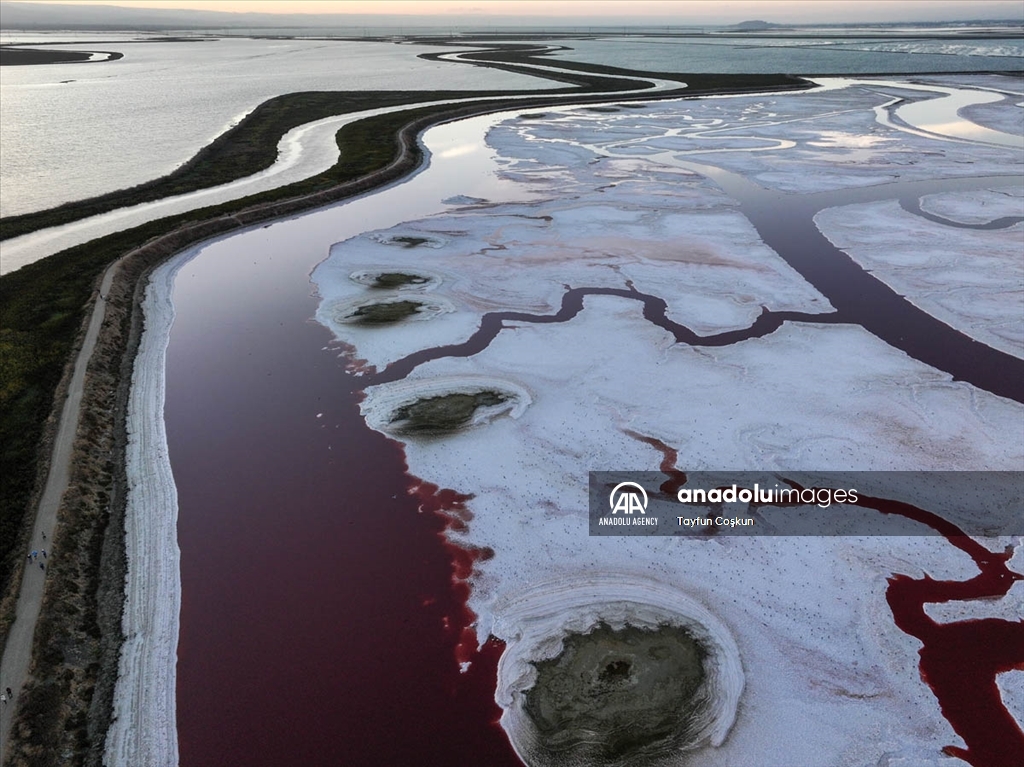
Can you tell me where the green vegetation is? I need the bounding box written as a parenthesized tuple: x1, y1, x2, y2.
(390, 391, 509, 434)
(348, 300, 424, 324)
(369, 272, 431, 288)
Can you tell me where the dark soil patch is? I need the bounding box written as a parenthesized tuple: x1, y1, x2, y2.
(390, 391, 508, 434)
(390, 236, 432, 248)
(349, 301, 423, 324)
(370, 272, 431, 289)
(524, 623, 707, 763)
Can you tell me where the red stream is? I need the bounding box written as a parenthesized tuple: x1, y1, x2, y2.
(863, 494, 1024, 767)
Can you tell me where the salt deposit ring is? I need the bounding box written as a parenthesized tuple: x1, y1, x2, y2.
(491, 575, 744, 766)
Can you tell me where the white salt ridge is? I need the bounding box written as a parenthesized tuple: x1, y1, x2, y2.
(493, 576, 743, 764)
(104, 245, 200, 767)
(814, 199, 1024, 358)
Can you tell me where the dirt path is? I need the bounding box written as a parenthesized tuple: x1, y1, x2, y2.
(0, 259, 120, 760)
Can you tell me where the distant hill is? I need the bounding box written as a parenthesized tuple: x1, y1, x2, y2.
(730, 20, 781, 31)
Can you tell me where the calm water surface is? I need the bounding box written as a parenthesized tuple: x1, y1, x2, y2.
(0, 37, 549, 216)
(165, 117, 534, 765)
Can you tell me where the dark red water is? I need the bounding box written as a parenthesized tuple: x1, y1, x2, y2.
(166, 233, 521, 766)
(857, 494, 1024, 767)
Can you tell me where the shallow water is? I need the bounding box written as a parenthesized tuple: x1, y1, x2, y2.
(0, 37, 551, 217)
(163, 117, 535, 765)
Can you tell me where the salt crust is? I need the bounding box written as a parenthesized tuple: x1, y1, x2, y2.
(814, 199, 1024, 357)
(315, 175, 831, 371)
(103, 245, 200, 767)
(377, 300, 1023, 766)
(321, 80, 1024, 765)
(919, 186, 1024, 224)
(523, 81, 1022, 194)
(998, 671, 1024, 732)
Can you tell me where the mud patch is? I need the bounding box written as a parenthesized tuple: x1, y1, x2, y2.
(349, 269, 440, 291)
(370, 232, 448, 249)
(348, 300, 425, 324)
(390, 391, 509, 434)
(523, 623, 707, 764)
(327, 294, 454, 326)
(361, 377, 531, 437)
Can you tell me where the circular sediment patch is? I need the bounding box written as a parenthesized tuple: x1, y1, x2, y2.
(349, 269, 442, 291)
(326, 295, 454, 326)
(361, 377, 531, 437)
(524, 623, 707, 762)
(493, 576, 744, 767)
(369, 232, 448, 249)
(389, 391, 508, 434)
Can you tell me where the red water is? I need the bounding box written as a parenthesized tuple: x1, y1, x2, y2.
(409, 479, 497, 667)
(166, 240, 522, 766)
(860, 494, 1024, 767)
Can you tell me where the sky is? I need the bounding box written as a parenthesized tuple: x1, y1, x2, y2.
(14, 1, 1024, 25)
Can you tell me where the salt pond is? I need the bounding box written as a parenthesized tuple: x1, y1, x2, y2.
(0, 36, 556, 217)
(116, 76, 1023, 766)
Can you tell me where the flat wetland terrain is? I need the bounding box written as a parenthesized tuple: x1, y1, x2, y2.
(1, 27, 1021, 767)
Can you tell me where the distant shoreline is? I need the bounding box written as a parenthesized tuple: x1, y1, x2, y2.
(0, 46, 123, 65)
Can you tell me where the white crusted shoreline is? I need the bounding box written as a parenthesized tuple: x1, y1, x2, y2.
(103, 248, 199, 767)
